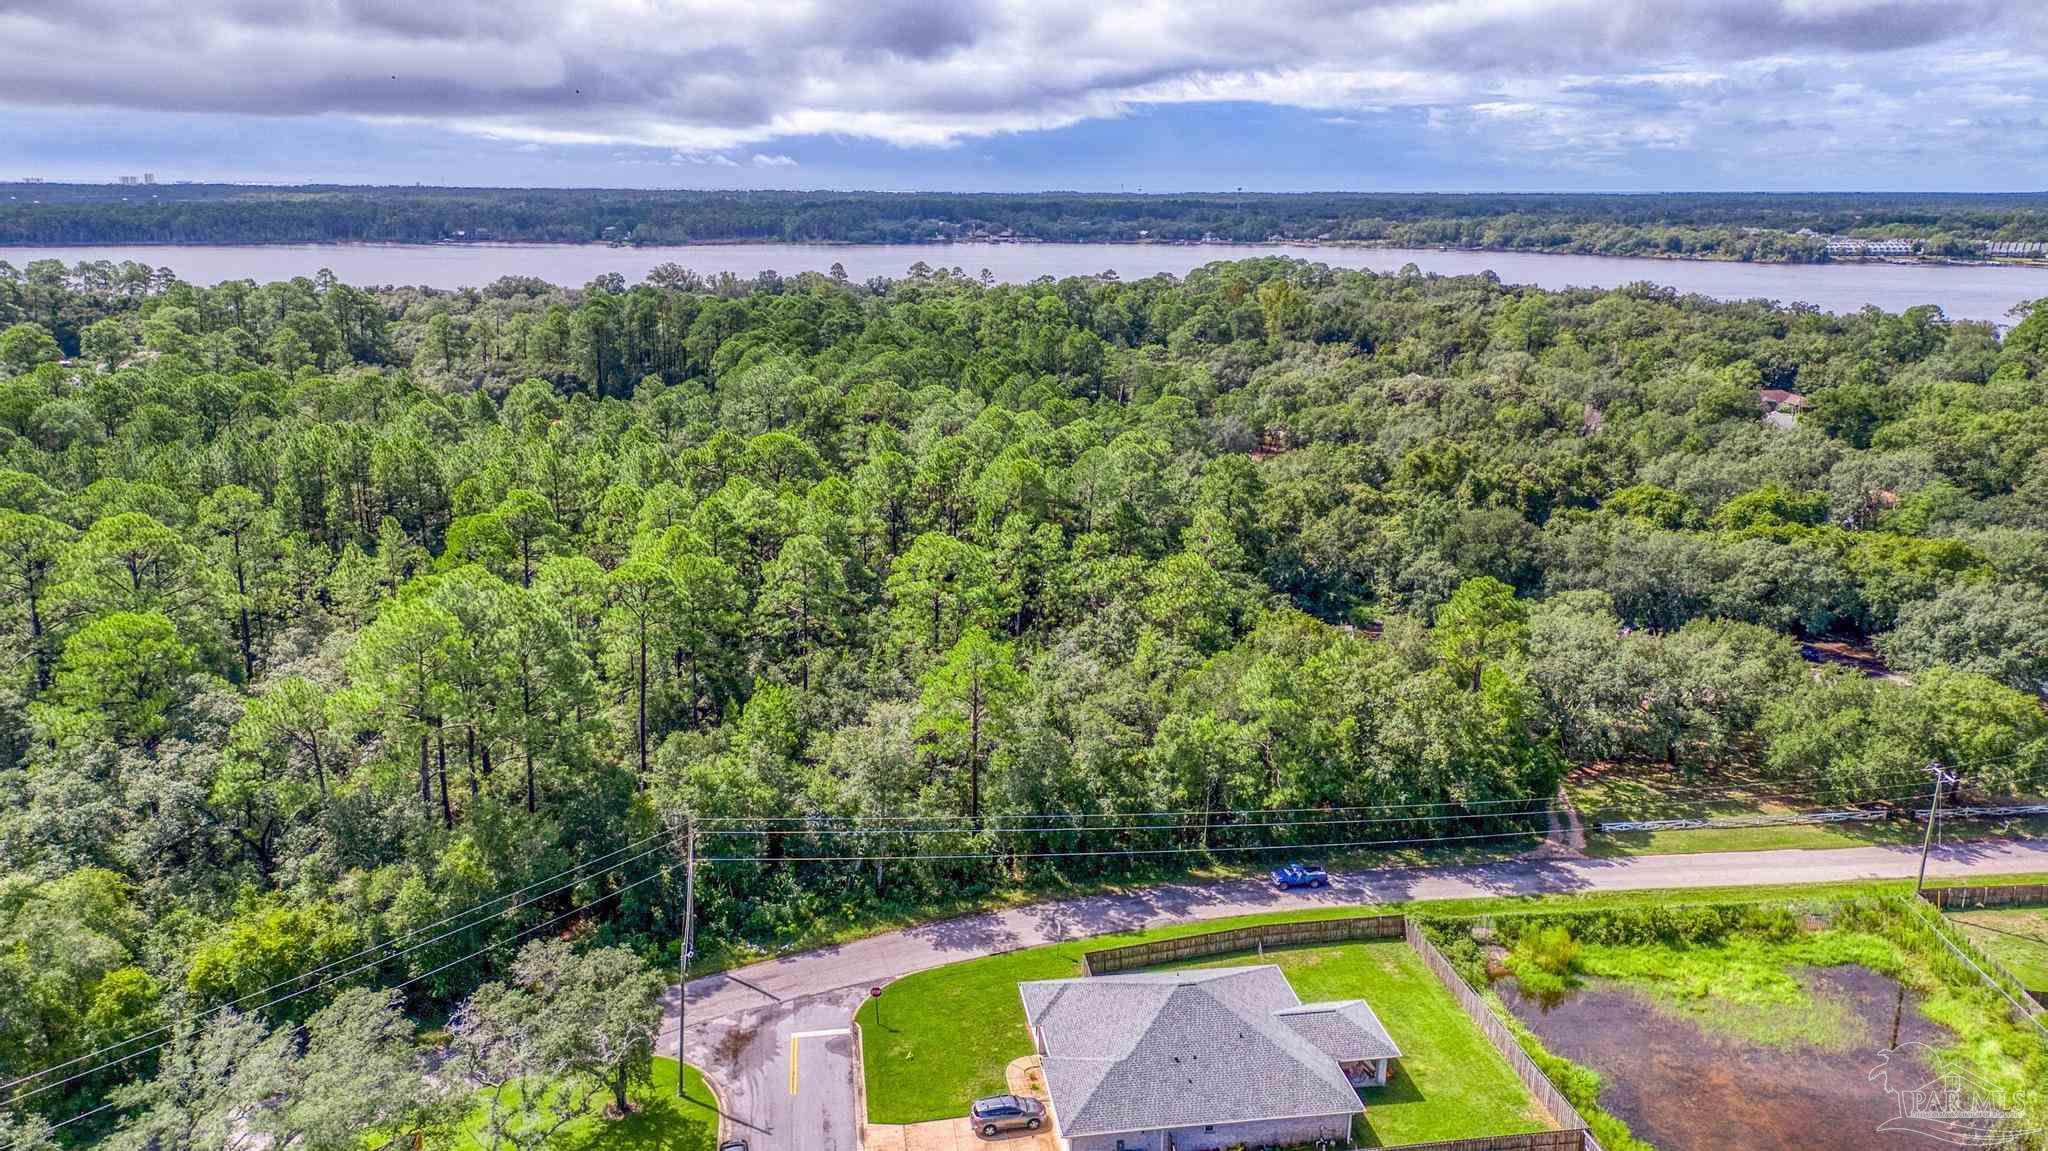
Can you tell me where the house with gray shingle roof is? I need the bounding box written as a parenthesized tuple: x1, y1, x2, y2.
(1018, 966, 1400, 1151)
(1272, 1000, 1402, 1085)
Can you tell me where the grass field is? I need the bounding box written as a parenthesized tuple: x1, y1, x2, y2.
(1948, 906, 2048, 992)
(1162, 941, 1550, 1147)
(442, 1058, 719, 1151)
(848, 876, 2015, 1131)
(853, 906, 1395, 1124)
(1569, 767, 2048, 858)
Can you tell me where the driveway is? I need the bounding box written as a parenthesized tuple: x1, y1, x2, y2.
(662, 838, 2048, 1149)
(863, 1054, 1058, 1151)
(862, 1119, 1057, 1151)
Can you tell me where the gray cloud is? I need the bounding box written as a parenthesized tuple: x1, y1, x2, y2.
(0, 0, 2043, 163)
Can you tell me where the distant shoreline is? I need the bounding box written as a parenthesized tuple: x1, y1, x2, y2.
(4, 236, 2044, 272)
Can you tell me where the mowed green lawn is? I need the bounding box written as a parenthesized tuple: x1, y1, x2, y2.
(415, 1058, 719, 1151)
(1948, 907, 2048, 992)
(1570, 768, 2048, 858)
(854, 915, 1546, 1145)
(850, 877, 2037, 1129)
(853, 908, 1385, 1124)
(1163, 942, 1549, 1147)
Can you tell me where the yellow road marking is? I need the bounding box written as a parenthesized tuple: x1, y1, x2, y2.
(785, 1028, 846, 1098)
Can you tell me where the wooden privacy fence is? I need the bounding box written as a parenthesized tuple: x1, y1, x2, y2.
(1376, 1131, 1587, 1151)
(1921, 883, 2048, 910)
(1906, 892, 2048, 1017)
(1402, 920, 1604, 1151)
(1081, 914, 1406, 975)
(1080, 915, 1599, 1151)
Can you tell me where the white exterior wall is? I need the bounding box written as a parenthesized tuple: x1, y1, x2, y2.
(1066, 1113, 1352, 1151)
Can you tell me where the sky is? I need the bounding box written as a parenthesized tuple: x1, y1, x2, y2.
(3, 0, 2048, 192)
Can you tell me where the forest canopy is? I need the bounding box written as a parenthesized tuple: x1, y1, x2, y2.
(3, 253, 2048, 1140)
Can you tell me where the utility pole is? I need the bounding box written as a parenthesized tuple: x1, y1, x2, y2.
(1915, 762, 1956, 895)
(677, 818, 697, 1098)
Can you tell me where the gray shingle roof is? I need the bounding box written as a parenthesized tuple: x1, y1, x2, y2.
(1274, 1000, 1402, 1062)
(1018, 966, 1367, 1138)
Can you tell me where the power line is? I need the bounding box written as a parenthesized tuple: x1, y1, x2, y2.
(3, 776, 1912, 1103)
(1898, 897, 2048, 1041)
(3, 863, 675, 1151)
(7, 750, 2030, 1129)
(693, 794, 1566, 823)
(3, 841, 674, 1107)
(696, 780, 1938, 839)
(692, 777, 2022, 864)
(386, 867, 670, 995)
(703, 804, 1560, 837)
(1945, 915, 2048, 952)
(698, 825, 1559, 863)
(0, 1100, 115, 1151)
(1, 829, 672, 1097)
(691, 778, 1939, 835)
(1, 769, 1985, 1101)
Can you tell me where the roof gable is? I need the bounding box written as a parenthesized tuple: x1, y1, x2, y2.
(1020, 966, 1366, 1137)
(1274, 1000, 1402, 1062)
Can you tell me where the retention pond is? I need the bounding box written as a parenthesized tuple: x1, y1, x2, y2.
(1499, 965, 1950, 1151)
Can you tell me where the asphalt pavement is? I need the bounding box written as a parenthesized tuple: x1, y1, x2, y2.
(659, 837, 2048, 1149)
(668, 986, 863, 1151)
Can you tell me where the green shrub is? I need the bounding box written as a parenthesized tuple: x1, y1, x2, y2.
(1738, 904, 1802, 943)
(1508, 925, 1582, 1000)
(1489, 902, 1757, 949)
(1516, 926, 1581, 976)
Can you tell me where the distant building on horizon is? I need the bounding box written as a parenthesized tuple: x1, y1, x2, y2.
(1826, 237, 1915, 257)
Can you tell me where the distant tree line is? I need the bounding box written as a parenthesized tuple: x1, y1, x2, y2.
(5, 187, 2048, 259)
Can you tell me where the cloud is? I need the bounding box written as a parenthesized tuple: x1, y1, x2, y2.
(0, 0, 2045, 174)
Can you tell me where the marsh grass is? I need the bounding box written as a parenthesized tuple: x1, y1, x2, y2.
(1571, 932, 1900, 1050)
(1479, 897, 2048, 1151)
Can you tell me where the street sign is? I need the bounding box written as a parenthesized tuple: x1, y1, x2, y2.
(869, 986, 883, 998)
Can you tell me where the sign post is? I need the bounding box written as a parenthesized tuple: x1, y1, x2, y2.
(869, 985, 884, 1031)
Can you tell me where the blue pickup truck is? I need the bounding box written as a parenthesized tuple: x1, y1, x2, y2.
(1270, 862, 1330, 889)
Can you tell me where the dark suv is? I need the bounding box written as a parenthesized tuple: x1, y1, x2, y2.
(969, 1095, 1045, 1137)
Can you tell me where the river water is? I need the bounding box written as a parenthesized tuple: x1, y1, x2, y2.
(6, 241, 2048, 324)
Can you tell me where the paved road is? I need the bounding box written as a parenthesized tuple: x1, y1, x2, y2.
(659, 837, 2048, 1148)
(669, 986, 862, 1151)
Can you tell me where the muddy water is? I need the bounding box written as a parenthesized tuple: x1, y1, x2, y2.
(1500, 966, 1948, 1151)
